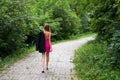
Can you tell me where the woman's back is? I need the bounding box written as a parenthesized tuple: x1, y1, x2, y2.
(44, 31, 50, 40)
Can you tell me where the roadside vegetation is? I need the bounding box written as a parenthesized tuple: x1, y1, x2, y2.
(0, 0, 119, 79)
(73, 0, 120, 80)
(74, 40, 120, 80)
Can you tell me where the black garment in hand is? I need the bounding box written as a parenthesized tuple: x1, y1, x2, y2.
(36, 30, 45, 53)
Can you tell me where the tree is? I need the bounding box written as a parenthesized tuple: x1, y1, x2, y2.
(90, 0, 120, 69)
(0, 0, 38, 58)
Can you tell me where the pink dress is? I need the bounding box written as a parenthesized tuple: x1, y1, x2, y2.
(45, 39, 50, 53)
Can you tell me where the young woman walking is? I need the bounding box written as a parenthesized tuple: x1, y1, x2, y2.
(42, 23, 52, 73)
(36, 23, 52, 73)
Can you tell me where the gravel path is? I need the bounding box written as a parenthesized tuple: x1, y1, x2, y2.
(0, 36, 95, 80)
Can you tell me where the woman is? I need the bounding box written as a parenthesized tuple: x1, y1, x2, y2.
(41, 23, 52, 73)
(36, 23, 52, 73)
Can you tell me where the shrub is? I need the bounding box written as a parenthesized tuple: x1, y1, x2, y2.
(74, 41, 120, 80)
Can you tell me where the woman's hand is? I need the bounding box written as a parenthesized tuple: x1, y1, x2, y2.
(50, 47, 52, 52)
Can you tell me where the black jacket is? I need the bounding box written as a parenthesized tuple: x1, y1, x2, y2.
(36, 30, 45, 53)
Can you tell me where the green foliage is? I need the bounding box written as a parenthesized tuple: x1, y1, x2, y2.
(0, 0, 29, 58)
(0, 0, 39, 58)
(32, 0, 65, 40)
(74, 41, 120, 80)
(0, 0, 85, 58)
(90, 0, 120, 69)
(53, 5, 81, 39)
(69, 0, 94, 32)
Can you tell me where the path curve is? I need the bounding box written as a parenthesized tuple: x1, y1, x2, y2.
(0, 36, 95, 80)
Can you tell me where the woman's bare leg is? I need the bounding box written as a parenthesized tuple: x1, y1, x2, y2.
(42, 52, 45, 72)
(46, 52, 49, 70)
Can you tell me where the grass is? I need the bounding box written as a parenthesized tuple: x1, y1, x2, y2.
(73, 40, 120, 80)
(0, 46, 35, 71)
(0, 32, 95, 72)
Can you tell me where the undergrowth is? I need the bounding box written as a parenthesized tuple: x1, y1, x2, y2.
(74, 40, 120, 80)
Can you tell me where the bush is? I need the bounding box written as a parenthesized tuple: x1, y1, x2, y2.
(74, 40, 120, 80)
(0, 0, 39, 58)
(90, 0, 120, 69)
(52, 1, 82, 39)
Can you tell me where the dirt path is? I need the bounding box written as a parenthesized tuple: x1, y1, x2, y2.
(0, 36, 95, 80)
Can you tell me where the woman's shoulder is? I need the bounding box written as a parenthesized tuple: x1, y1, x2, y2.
(46, 31, 51, 34)
(49, 32, 51, 34)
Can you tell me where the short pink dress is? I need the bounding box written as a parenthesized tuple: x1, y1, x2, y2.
(45, 39, 50, 53)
